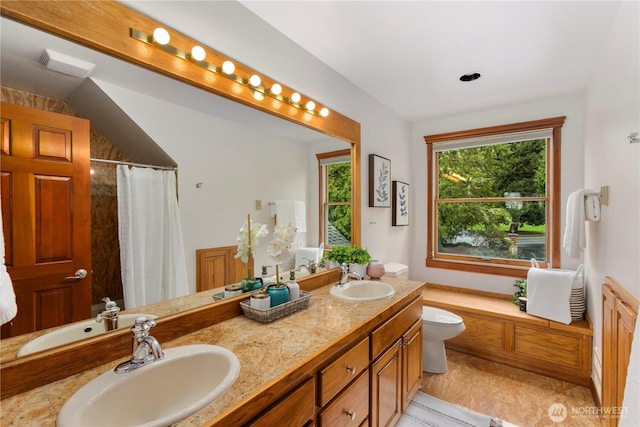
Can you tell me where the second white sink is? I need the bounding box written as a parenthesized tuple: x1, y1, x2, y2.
(330, 280, 396, 301)
(17, 313, 158, 357)
(56, 344, 240, 427)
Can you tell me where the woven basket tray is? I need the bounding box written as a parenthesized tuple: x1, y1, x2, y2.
(240, 291, 312, 323)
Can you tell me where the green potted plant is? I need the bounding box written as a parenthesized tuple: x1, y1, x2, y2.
(322, 245, 351, 268)
(513, 279, 527, 310)
(346, 246, 372, 278)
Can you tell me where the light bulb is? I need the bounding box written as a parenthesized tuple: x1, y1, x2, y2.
(222, 60, 235, 75)
(249, 74, 261, 87)
(252, 91, 265, 101)
(290, 92, 301, 103)
(271, 83, 282, 96)
(152, 28, 170, 45)
(305, 101, 316, 111)
(190, 46, 206, 61)
(320, 107, 330, 117)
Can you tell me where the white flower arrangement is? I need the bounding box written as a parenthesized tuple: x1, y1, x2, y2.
(267, 222, 297, 265)
(235, 215, 268, 278)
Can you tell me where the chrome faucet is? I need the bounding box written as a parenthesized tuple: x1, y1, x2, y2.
(114, 317, 164, 374)
(296, 258, 317, 274)
(337, 263, 362, 287)
(96, 297, 120, 331)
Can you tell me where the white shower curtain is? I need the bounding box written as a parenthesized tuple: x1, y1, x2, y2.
(117, 166, 189, 309)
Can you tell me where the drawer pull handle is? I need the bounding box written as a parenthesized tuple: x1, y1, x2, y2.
(344, 410, 356, 420)
(346, 366, 356, 375)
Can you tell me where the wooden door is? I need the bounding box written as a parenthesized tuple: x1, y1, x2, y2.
(402, 320, 423, 410)
(1, 102, 91, 338)
(370, 339, 402, 427)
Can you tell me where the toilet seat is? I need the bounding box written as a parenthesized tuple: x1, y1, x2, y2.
(422, 306, 463, 326)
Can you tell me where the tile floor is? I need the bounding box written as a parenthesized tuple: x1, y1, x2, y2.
(421, 350, 601, 427)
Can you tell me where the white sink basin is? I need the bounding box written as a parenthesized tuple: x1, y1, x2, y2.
(57, 344, 240, 427)
(330, 280, 396, 301)
(17, 314, 158, 357)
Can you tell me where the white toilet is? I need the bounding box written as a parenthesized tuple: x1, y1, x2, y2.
(422, 306, 465, 374)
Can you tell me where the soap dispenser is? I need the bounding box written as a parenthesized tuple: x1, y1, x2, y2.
(287, 270, 300, 301)
(261, 265, 273, 287)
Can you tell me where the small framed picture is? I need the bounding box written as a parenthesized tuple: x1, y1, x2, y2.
(392, 181, 409, 226)
(369, 154, 391, 207)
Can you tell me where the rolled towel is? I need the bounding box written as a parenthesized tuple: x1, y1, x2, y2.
(526, 267, 575, 325)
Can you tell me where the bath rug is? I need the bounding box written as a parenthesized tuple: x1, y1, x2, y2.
(397, 391, 506, 427)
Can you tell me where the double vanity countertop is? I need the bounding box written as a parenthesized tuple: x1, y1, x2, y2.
(1, 277, 425, 426)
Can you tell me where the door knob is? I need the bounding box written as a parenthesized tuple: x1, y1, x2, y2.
(64, 269, 88, 280)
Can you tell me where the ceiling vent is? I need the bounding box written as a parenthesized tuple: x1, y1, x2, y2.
(39, 49, 95, 78)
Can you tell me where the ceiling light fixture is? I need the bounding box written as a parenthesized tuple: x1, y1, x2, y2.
(249, 74, 262, 87)
(190, 46, 206, 62)
(130, 28, 329, 118)
(459, 72, 481, 82)
(221, 61, 235, 75)
(152, 28, 170, 45)
(270, 83, 282, 96)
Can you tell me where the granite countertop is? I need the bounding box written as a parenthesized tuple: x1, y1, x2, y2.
(0, 277, 424, 426)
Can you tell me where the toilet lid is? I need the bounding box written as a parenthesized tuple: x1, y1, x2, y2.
(422, 306, 463, 325)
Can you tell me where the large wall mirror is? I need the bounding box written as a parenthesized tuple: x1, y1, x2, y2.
(0, 1, 361, 364)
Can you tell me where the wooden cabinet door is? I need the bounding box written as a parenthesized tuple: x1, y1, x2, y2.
(196, 247, 228, 292)
(402, 319, 422, 410)
(196, 246, 252, 291)
(1, 102, 91, 337)
(370, 339, 402, 427)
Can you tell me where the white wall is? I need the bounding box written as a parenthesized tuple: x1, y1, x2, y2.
(583, 1, 640, 397)
(120, 1, 414, 269)
(94, 80, 331, 292)
(410, 95, 585, 293)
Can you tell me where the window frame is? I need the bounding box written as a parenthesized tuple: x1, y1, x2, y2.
(424, 117, 565, 278)
(317, 149, 352, 248)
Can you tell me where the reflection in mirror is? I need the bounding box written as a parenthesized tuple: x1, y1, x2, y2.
(0, 17, 348, 360)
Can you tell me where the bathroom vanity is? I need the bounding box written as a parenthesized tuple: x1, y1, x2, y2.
(0, 275, 425, 426)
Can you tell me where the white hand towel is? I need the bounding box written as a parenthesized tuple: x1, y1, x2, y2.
(0, 199, 17, 326)
(526, 267, 575, 325)
(275, 200, 306, 232)
(562, 188, 597, 258)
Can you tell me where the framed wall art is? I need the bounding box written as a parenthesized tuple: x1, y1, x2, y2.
(369, 154, 391, 207)
(392, 181, 409, 226)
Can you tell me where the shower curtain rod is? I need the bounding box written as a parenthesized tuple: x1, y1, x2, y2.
(90, 158, 177, 171)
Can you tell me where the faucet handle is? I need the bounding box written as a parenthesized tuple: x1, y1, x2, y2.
(133, 317, 156, 338)
(340, 263, 349, 273)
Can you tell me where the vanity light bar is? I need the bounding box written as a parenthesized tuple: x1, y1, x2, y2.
(130, 28, 330, 118)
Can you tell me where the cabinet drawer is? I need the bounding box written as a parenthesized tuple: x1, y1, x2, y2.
(371, 297, 422, 360)
(247, 377, 316, 426)
(319, 337, 370, 406)
(319, 371, 369, 427)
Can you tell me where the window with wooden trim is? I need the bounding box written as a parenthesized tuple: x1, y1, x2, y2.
(317, 149, 352, 247)
(424, 117, 565, 278)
